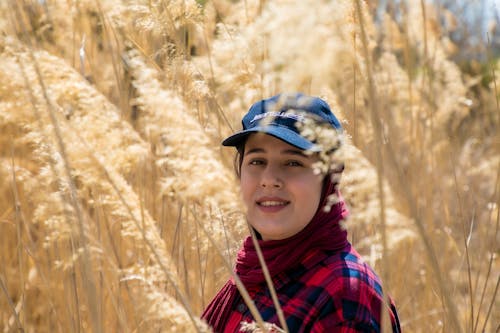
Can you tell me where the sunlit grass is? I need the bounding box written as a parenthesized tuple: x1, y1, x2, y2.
(0, 0, 498, 332)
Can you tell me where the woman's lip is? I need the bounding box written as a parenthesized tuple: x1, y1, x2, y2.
(256, 197, 290, 212)
(256, 196, 289, 204)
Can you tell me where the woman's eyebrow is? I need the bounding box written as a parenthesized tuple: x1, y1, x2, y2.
(245, 147, 265, 155)
(281, 149, 309, 158)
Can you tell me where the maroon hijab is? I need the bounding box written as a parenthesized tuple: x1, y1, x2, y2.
(202, 175, 349, 331)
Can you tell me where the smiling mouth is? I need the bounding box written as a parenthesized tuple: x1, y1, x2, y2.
(257, 200, 290, 207)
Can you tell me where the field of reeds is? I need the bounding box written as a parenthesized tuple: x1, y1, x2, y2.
(0, 0, 498, 332)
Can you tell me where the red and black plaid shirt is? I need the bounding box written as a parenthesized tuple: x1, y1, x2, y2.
(221, 244, 401, 332)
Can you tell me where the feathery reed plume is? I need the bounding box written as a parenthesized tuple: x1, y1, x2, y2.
(340, 141, 416, 252)
(208, 0, 372, 96)
(240, 321, 284, 333)
(0, 36, 209, 332)
(0, 158, 34, 331)
(123, 48, 246, 310)
(124, 49, 236, 207)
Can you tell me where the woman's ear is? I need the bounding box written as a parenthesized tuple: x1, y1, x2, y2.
(234, 145, 245, 178)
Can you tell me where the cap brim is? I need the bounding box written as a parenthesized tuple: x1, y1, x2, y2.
(222, 125, 319, 151)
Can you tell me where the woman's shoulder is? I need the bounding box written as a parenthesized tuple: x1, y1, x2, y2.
(275, 244, 384, 302)
(307, 247, 401, 332)
(307, 245, 384, 298)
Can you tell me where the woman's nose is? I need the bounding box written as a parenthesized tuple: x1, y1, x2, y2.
(260, 165, 283, 188)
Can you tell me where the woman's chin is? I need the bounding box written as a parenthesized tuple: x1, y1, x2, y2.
(253, 226, 289, 241)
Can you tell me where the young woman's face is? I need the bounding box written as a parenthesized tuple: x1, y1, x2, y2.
(240, 133, 323, 241)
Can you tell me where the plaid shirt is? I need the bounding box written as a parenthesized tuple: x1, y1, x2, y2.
(222, 244, 401, 332)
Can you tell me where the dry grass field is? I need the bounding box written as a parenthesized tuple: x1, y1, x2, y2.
(0, 0, 498, 332)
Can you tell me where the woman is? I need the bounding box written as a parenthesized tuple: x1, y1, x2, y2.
(202, 93, 401, 332)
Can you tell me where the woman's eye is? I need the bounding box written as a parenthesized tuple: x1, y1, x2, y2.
(286, 160, 303, 167)
(249, 159, 264, 165)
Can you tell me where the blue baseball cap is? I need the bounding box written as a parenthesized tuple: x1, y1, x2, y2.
(222, 93, 342, 151)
